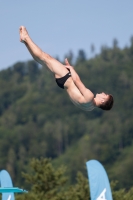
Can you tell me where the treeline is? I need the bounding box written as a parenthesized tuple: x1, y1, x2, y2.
(0, 37, 133, 191)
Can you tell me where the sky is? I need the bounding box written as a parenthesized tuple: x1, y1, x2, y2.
(0, 0, 133, 70)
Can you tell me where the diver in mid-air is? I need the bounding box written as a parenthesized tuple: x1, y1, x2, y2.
(19, 26, 114, 111)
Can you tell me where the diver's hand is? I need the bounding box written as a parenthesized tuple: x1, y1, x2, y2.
(64, 58, 79, 82)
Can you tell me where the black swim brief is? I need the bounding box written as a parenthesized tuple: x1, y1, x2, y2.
(55, 69, 71, 89)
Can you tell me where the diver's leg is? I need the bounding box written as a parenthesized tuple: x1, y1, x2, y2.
(19, 26, 68, 78)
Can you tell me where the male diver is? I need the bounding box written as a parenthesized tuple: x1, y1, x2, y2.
(19, 26, 113, 111)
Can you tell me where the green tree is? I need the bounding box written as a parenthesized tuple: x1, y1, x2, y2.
(76, 49, 87, 64)
(16, 158, 90, 200)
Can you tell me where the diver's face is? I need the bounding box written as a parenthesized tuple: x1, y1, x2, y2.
(96, 92, 109, 104)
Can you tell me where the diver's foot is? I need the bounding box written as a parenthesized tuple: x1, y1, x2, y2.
(19, 26, 29, 43)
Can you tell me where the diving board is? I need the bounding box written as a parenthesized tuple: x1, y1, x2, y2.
(0, 187, 27, 193)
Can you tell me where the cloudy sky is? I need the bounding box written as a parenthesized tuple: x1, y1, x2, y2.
(0, 0, 133, 70)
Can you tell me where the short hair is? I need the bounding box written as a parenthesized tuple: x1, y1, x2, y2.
(99, 94, 114, 110)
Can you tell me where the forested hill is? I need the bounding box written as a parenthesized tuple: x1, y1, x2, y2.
(0, 41, 133, 189)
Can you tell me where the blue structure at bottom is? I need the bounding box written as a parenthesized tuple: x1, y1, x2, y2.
(86, 160, 113, 200)
(0, 170, 14, 200)
(0, 170, 27, 200)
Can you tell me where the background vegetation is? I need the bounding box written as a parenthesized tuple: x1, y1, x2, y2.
(0, 37, 133, 198)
